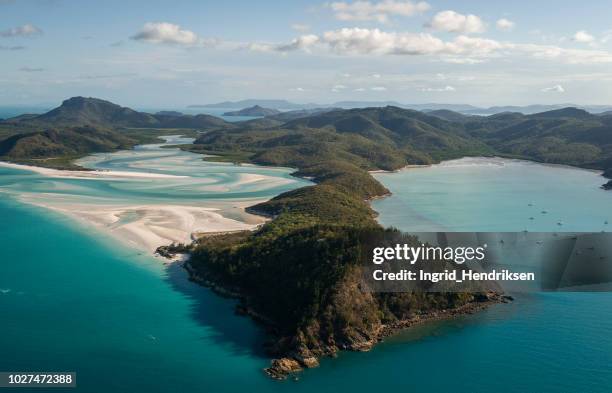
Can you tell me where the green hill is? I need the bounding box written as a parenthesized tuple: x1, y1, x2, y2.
(0, 97, 234, 167)
(35, 97, 158, 127)
(182, 104, 612, 376)
(3, 96, 231, 130)
(0, 125, 138, 169)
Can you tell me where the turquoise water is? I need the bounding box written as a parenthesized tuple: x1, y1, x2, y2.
(370, 157, 612, 392)
(0, 136, 311, 251)
(4, 137, 306, 204)
(1, 152, 611, 392)
(372, 157, 612, 232)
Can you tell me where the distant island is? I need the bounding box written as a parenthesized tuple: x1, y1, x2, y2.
(189, 98, 612, 115)
(222, 105, 281, 117)
(4, 97, 612, 378)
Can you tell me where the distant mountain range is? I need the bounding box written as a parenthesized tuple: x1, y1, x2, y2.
(189, 99, 321, 110)
(3, 96, 612, 176)
(191, 99, 612, 115)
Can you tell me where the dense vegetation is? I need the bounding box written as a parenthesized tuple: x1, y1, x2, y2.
(0, 126, 138, 169)
(182, 104, 612, 375)
(0, 97, 228, 168)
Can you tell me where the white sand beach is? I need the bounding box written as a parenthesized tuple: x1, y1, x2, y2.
(24, 199, 267, 253)
(0, 161, 189, 180)
(1, 161, 279, 254)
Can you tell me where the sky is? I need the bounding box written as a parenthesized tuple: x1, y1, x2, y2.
(2, 0, 612, 108)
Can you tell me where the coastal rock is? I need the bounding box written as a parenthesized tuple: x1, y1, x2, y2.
(601, 180, 612, 190)
(292, 347, 320, 368)
(300, 356, 319, 368)
(264, 358, 302, 379)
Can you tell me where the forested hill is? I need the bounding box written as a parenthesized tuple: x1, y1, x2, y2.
(1, 96, 231, 130)
(195, 105, 612, 173)
(184, 103, 612, 377)
(4, 98, 612, 174)
(0, 97, 233, 168)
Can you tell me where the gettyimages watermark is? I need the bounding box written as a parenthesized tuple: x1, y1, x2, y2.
(361, 232, 612, 293)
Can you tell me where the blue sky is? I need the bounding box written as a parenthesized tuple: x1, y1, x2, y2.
(2, 0, 612, 108)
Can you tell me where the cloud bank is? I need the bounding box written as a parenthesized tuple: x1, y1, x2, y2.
(329, 0, 430, 23)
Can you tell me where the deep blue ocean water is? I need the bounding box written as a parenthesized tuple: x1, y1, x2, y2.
(1, 154, 611, 392)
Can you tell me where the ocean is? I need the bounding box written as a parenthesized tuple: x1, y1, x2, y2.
(0, 153, 610, 392)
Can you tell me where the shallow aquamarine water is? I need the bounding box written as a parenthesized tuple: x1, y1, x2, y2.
(369, 157, 612, 392)
(1, 153, 611, 392)
(372, 157, 612, 232)
(4, 136, 308, 206)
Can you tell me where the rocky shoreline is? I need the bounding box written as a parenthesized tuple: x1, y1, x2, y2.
(176, 252, 513, 380)
(263, 292, 512, 380)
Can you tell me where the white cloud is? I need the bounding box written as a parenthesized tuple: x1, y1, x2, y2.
(320, 28, 500, 56)
(371, 86, 387, 91)
(354, 87, 366, 91)
(372, 73, 381, 78)
(0, 24, 42, 38)
(291, 24, 310, 32)
(541, 84, 565, 93)
(250, 27, 612, 65)
(333, 84, 348, 89)
(131, 22, 214, 46)
(329, 0, 430, 23)
(290, 87, 306, 91)
(515, 43, 612, 64)
(496, 18, 515, 31)
(420, 85, 456, 92)
(573, 30, 594, 43)
(427, 10, 486, 34)
(247, 42, 275, 52)
(275, 34, 319, 52)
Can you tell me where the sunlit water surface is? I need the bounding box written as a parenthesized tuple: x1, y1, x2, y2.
(1, 153, 610, 392)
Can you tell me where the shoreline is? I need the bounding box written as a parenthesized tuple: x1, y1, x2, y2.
(367, 155, 610, 210)
(368, 156, 605, 178)
(370, 156, 605, 176)
(182, 256, 512, 380)
(0, 161, 189, 180)
(0, 148, 293, 254)
(19, 198, 268, 253)
(368, 163, 430, 174)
